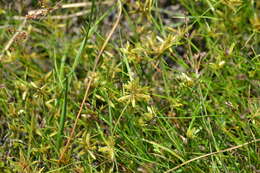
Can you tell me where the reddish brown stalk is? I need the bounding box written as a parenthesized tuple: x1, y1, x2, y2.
(58, 0, 122, 163)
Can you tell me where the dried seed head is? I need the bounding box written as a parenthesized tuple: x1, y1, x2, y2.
(26, 9, 49, 20)
(15, 31, 27, 42)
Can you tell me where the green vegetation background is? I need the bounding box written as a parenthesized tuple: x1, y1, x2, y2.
(0, 0, 259, 172)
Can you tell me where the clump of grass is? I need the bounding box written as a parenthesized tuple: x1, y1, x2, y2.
(0, 0, 259, 172)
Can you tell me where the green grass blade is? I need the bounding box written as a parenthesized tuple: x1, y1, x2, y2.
(57, 76, 69, 150)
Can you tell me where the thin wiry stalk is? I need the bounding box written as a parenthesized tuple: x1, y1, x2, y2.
(58, 0, 122, 162)
(0, 19, 27, 61)
(165, 138, 260, 172)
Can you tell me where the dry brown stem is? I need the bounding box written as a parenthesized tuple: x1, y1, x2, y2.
(165, 138, 260, 172)
(58, 0, 122, 163)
